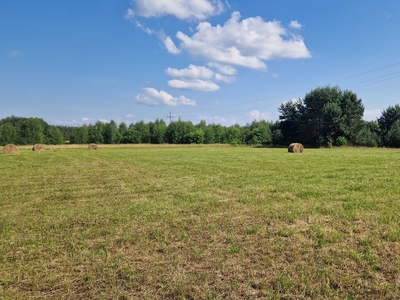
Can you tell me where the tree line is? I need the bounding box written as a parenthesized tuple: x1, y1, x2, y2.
(1, 86, 400, 147)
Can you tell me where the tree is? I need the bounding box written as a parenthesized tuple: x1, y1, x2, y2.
(88, 121, 106, 144)
(278, 86, 364, 147)
(134, 121, 151, 143)
(18, 118, 45, 145)
(0, 123, 17, 145)
(378, 104, 400, 147)
(46, 126, 64, 144)
(386, 119, 400, 147)
(149, 119, 167, 144)
(226, 125, 242, 144)
(118, 122, 128, 143)
(104, 120, 121, 144)
(187, 129, 205, 144)
(70, 125, 89, 144)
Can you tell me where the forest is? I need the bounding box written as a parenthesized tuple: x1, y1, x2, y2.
(1, 86, 400, 148)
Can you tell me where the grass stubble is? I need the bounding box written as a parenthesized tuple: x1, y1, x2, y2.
(0, 145, 399, 299)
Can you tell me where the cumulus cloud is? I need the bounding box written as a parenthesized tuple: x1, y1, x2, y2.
(81, 117, 89, 122)
(136, 87, 196, 106)
(163, 36, 181, 54)
(168, 79, 220, 92)
(166, 64, 214, 79)
(247, 110, 270, 120)
(130, 0, 225, 21)
(289, 20, 303, 29)
(363, 109, 382, 121)
(207, 62, 237, 75)
(167, 12, 311, 69)
(166, 64, 235, 90)
(214, 73, 235, 83)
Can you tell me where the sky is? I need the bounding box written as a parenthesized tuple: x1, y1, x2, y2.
(1, 0, 400, 127)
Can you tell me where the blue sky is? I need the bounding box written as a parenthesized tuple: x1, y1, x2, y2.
(1, 0, 400, 126)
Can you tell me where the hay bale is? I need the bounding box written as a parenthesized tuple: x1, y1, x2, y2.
(88, 143, 98, 150)
(288, 143, 304, 153)
(32, 144, 46, 152)
(3, 144, 18, 154)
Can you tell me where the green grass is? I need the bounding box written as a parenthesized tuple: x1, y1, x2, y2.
(1, 145, 400, 299)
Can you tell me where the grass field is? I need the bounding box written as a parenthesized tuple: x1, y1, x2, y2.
(1, 145, 399, 299)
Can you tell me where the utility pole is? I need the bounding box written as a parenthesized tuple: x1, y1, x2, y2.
(167, 112, 175, 124)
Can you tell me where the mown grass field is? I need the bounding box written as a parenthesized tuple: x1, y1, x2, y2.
(1, 145, 399, 299)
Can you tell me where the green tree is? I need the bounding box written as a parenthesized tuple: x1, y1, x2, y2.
(386, 119, 400, 147)
(104, 120, 121, 144)
(70, 125, 89, 144)
(187, 129, 205, 144)
(0, 123, 17, 145)
(226, 125, 242, 145)
(149, 119, 167, 144)
(204, 126, 215, 144)
(19, 118, 45, 145)
(279, 86, 364, 147)
(88, 121, 106, 144)
(134, 121, 151, 143)
(118, 122, 128, 143)
(378, 104, 400, 147)
(46, 126, 64, 144)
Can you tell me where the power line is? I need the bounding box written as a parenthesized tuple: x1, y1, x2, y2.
(172, 61, 400, 120)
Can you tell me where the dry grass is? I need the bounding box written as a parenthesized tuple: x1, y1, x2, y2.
(2, 144, 18, 154)
(88, 143, 98, 150)
(288, 143, 304, 153)
(32, 143, 46, 152)
(1, 146, 399, 299)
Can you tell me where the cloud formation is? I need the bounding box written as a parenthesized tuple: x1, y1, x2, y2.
(166, 64, 214, 79)
(136, 87, 197, 106)
(166, 12, 311, 69)
(168, 79, 220, 92)
(247, 110, 270, 120)
(363, 109, 382, 121)
(165, 64, 234, 91)
(130, 0, 224, 21)
(289, 20, 303, 29)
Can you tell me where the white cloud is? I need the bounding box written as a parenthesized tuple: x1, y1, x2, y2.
(8, 50, 22, 58)
(289, 20, 303, 29)
(208, 62, 237, 75)
(136, 87, 196, 106)
(247, 110, 270, 120)
(131, 0, 225, 21)
(99, 119, 108, 123)
(168, 79, 220, 92)
(166, 64, 235, 86)
(125, 8, 135, 20)
(163, 36, 181, 54)
(214, 73, 235, 83)
(363, 109, 382, 121)
(166, 64, 214, 79)
(272, 73, 279, 78)
(172, 12, 311, 69)
(125, 114, 135, 118)
(81, 117, 89, 122)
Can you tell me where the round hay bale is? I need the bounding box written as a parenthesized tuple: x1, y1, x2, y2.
(32, 144, 46, 152)
(3, 144, 18, 154)
(288, 143, 304, 153)
(88, 143, 98, 150)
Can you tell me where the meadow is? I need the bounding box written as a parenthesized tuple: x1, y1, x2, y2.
(1, 145, 399, 299)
